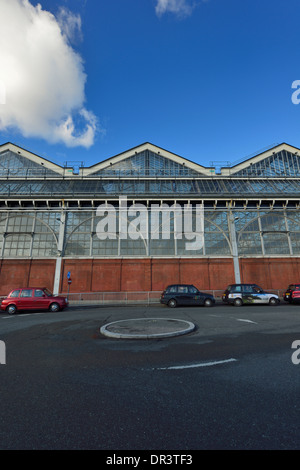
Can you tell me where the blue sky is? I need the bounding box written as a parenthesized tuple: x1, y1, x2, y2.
(1, 0, 300, 168)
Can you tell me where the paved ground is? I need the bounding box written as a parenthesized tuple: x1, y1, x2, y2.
(1, 303, 300, 450)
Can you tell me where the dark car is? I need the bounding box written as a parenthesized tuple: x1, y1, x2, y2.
(222, 283, 279, 306)
(0, 287, 68, 315)
(160, 284, 215, 308)
(283, 284, 300, 303)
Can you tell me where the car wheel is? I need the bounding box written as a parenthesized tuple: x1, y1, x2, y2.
(269, 297, 278, 306)
(204, 298, 213, 307)
(6, 304, 17, 315)
(233, 298, 243, 307)
(168, 299, 177, 308)
(49, 302, 60, 312)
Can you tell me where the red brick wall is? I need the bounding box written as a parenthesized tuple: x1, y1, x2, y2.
(240, 258, 300, 290)
(151, 258, 235, 291)
(61, 260, 93, 293)
(91, 260, 122, 292)
(1, 257, 298, 296)
(0, 259, 56, 296)
(61, 258, 235, 293)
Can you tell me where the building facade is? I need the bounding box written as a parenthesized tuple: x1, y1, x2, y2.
(0, 141, 300, 296)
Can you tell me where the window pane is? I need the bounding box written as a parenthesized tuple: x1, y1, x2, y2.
(20, 289, 32, 297)
(10, 290, 20, 298)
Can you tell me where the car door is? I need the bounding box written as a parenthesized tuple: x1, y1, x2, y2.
(176, 285, 191, 305)
(188, 285, 202, 305)
(246, 285, 267, 304)
(242, 285, 258, 304)
(33, 289, 48, 309)
(18, 289, 34, 310)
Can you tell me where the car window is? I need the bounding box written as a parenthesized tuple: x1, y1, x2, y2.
(242, 285, 253, 293)
(178, 286, 188, 293)
(242, 284, 252, 294)
(34, 289, 44, 297)
(20, 289, 33, 298)
(10, 290, 20, 298)
(167, 286, 177, 293)
(252, 286, 261, 293)
(188, 286, 198, 294)
(234, 285, 242, 292)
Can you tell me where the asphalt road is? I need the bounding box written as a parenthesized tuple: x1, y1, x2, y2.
(0, 301, 300, 452)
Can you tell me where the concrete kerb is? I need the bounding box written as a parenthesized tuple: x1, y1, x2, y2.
(100, 317, 196, 339)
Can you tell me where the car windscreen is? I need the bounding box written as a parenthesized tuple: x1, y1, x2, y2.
(9, 289, 21, 298)
(166, 286, 177, 293)
(43, 288, 53, 297)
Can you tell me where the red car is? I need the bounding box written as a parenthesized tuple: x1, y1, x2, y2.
(283, 284, 300, 304)
(0, 287, 68, 315)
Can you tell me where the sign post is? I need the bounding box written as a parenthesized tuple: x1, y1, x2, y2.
(67, 271, 72, 301)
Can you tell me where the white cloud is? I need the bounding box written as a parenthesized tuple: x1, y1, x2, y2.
(0, 0, 98, 148)
(57, 6, 83, 45)
(155, 0, 194, 17)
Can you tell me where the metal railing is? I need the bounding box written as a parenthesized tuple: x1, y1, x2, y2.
(0, 289, 287, 307)
(61, 289, 287, 306)
(63, 291, 162, 305)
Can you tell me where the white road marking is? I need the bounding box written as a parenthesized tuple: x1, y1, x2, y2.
(2, 312, 47, 319)
(156, 358, 238, 370)
(236, 318, 257, 324)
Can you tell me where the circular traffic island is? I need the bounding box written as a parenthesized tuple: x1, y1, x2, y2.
(100, 317, 195, 339)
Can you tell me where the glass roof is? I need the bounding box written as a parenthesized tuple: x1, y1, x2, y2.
(0, 144, 300, 199)
(88, 150, 204, 177)
(1, 178, 300, 197)
(231, 150, 300, 177)
(2, 145, 300, 179)
(0, 150, 61, 177)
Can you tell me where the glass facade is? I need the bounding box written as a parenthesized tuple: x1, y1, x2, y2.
(0, 208, 299, 258)
(0, 143, 300, 260)
(0, 212, 59, 258)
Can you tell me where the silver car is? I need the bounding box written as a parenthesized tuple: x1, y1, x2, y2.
(222, 284, 280, 307)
